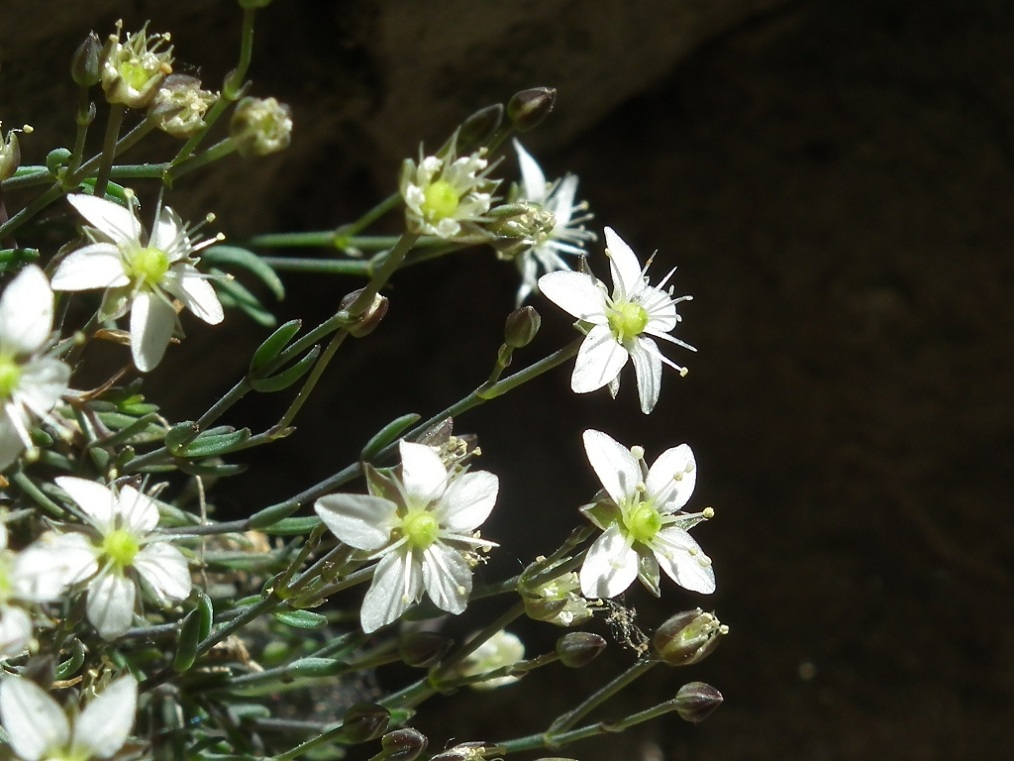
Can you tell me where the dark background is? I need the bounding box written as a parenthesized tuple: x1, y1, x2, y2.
(6, 1, 1013, 759)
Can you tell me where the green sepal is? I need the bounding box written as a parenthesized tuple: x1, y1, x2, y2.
(55, 638, 87, 680)
(248, 345, 319, 393)
(273, 608, 328, 630)
(250, 319, 302, 374)
(365, 462, 402, 505)
(360, 413, 420, 460)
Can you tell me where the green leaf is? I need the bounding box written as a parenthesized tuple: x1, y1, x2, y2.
(179, 428, 251, 458)
(213, 272, 277, 327)
(165, 420, 200, 455)
(273, 609, 329, 630)
(286, 657, 345, 677)
(250, 319, 302, 374)
(203, 245, 285, 300)
(261, 516, 320, 536)
(360, 413, 421, 460)
(174, 608, 204, 672)
(248, 345, 319, 393)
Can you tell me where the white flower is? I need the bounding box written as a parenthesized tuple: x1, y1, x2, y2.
(0, 265, 72, 472)
(511, 139, 595, 306)
(578, 429, 715, 599)
(538, 227, 694, 414)
(16, 477, 192, 640)
(457, 630, 525, 690)
(0, 525, 34, 660)
(0, 674, 137, 761)
(314, 440, 499, 633)
(400, 137, 498, 239)
(52, 193, 223, 372)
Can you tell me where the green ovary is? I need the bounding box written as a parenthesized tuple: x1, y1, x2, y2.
(607, 301, 649, 343)
(421, 180, 460, 221)
(401, 508, 440, 550)
(0, 355, 21, 401)
(129, 246, 171, 287)
(103, 529, 140, 568)
(623, 501, 662, 545)
(119, 60, 154, 90)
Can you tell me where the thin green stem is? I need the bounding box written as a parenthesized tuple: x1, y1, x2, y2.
(92, 104, 125, 198)
(549, 658, 658, 733)
(274, 329, 348, 431)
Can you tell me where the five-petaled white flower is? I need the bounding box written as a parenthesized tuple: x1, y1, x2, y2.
(579, 429, 715, 599)
(314, 440, 499, 633)
(0, 265, 71, 472)
(511, 139, 595, 306)
(52, 193, 223, 372)
(16, 477, 192, 640)
(538, 227, 694, 414)
(0, 674, 137, 761)
(400, 136, 498, 240)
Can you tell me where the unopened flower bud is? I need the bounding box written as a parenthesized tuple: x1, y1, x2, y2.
(339, 289, 389, 337)
(149, 74, 218, 138)
(431, 742, 501, 761)
(230, 96, 293, 157)
(674, 681, 723, 723)
(71, 32, 102, 87)
(380, 728, 428, 761)
(504, 306, 541, 348)
(341, 702, 390, 743)
(0, 125, 22, 182)
(101, 21, 174, 109)
(507, 87, 556, 132)
(399, 631, 453, 668)
(487, 202, 557, 261)
(555, 632, 606, 668)
(652, 609, 728, 667)
(457, 104, 504, 152)
(457, 631, 524, 690)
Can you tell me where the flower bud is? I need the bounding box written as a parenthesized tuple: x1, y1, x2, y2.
(71, 32, 102, 87)
(652, 609, 728, 667)
(380, 728, 428, 761)
(520, 562, 594, 627)
(457, 631, 524, 690)
(101, 21, 174, 109)
(149, 74, 218, 138)
(504, 306, 541, 348)
(339, 289, 389, 337)
(341, 702, 391, 743)
(230, 96, 293, 157)
(674, 681, 723, 723)
(487, 202, 557, 261)
(555, 632, 606, 668)
(507, 87, 556, 132)
(430, 742, 501, 761)
(457, 104, 504, 152)
(399, 631, 453, 668)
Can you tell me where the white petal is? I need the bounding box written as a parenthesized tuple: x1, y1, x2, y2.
(115, 485, 160, 534)
(13, 532, 99, 602)
(421, 542, 472, 615)
(0, 676, 70, 760)
(436, 471, 498, 532)
(162, 266, 224, 325)
(150, 207, 190, 260)
(16, 358, 71, 417)
(72, 675, 137, 759)
(582, 429, 640, 505)
(50, 245, 129, 291)
(314, 494, 397, 551)
(87, 571, 136, 640)
(549, 175, 579, 229)
(361, 549, 421, 633)
(0, 265, 53, 354)
(639, 285, 678, 333)
(0, 414, 27, 472)
(538, 270, 608, 323)
(513, 139, 547, 203)
(56, 476, 117, 531)
(579, 523, 638, 599)
(134, 543, 191, 604)
(630, 338, 663, 414)
(399, 441, 449, 505)
(603, 227, 643, 302)
(652, 528, 716, 594)
(130, 290, 176, 372)
(67, 194, 140, 244)
(0, 606, 34, 660)
(572, 325, 627, 393)
(646, 444, 696, 511)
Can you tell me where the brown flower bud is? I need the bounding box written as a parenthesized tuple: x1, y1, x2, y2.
(507, 87, 557, 132)
(674, 681, 723, 723)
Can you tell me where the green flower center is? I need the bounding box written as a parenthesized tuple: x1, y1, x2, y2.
(119, 60, 155, 90)
(607, 301, 649, 343)
(102, 528, 140, 568)
(0, 354, 22, 401)
(421, 180, 460, 221)
(401, 508, 440, 550)
(623, 501, 662, 544)
(128, 246, 171, 287)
